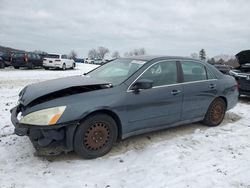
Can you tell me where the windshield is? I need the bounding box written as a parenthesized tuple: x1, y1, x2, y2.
(87, 58, 147, 86)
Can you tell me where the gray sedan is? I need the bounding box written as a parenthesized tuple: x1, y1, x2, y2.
(11, 56, 238, 158)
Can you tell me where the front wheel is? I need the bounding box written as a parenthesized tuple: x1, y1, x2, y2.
(74, 114, 118, 159)
(202, 98, 226, 127)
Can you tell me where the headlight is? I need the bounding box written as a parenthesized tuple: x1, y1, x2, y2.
(20, 106, 66, 126)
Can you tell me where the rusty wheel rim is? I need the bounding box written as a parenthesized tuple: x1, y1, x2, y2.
(84, 122, 110, 151)
(211, 102, 224, 124)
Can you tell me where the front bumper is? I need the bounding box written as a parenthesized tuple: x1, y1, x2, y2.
(10, 105, 78, 155)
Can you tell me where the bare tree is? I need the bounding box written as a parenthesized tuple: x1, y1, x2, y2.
(138, 48, 146, 55)
(88, 49, 98, 59)
(97, 46, 109, 59)
(112, 51, 120, 59)
(124, 52, 130, 57)
(190, 53, 199, 59)
(124, 48, 146, 57)
(69, 50, 78, 59)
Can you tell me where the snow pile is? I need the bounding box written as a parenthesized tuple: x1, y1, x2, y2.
(0, 66, 250, 188)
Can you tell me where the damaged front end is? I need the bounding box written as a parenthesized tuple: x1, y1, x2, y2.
(10, 75, 112, 155)
(11, 104, 79, 156)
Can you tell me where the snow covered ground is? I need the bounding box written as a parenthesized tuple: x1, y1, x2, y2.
(0, 64, 250, 188)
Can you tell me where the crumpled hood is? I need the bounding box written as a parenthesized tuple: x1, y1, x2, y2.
(235, 50, 250, 65)
(19, 75, 111, 106)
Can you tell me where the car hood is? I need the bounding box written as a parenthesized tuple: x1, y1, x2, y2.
(19, 75, 112, 106)
(235, 50, 250, 65)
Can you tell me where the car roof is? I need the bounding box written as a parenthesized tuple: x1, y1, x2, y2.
(123, 55, 198, 62)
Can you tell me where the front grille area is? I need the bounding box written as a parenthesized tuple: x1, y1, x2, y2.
(239, 77, 250, 91)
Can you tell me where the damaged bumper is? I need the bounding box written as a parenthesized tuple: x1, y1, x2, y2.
(10, 105, 79, 155)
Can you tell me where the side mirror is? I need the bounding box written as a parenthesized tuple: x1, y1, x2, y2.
(131, 79, 153, 91)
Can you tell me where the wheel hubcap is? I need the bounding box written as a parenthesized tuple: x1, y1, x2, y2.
(84, 122, 110, 151)
(211, 102, 224, 124)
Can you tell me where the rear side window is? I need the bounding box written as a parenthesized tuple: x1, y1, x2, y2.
(181, 61, 207, 82)
(61, 55, 67, 59)
(140, 61, 177, 87)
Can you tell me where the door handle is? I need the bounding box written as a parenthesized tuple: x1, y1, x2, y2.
(209, 83, 216, 89)
(171, 89, 181, 95)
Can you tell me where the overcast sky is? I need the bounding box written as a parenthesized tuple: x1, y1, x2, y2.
(0, 0, 249, 58)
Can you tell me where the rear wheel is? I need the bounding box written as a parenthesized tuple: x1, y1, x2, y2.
(202, 98, 226, 126)
(62, 63, 66, 70)
(14, 66, 20, 69)
(71, 63, 75, 69)
(74, 114, 118, 159)
(0, 62, 5, 69)
(44, 67, 49, 70)
(29, 63, 35, 69)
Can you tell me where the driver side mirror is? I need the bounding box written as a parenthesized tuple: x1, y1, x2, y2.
(131, 79, 153, 91)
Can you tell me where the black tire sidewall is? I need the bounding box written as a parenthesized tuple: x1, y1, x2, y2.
(203, 98, 226, 127)
(0, 62, 5, 69)
(62, 64, 66, 70)
(74, 114, 118, 159)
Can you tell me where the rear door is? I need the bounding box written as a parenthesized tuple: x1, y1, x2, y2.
(124, 60, 183, 133)
(180, 61, 217, 120)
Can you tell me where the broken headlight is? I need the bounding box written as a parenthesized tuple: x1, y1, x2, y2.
(20, 106, 66, 126)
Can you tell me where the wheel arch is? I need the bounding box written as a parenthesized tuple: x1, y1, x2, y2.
(218, 96, 228, 109)
(78, 109, 123, 141)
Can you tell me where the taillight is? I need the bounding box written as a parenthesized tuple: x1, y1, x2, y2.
(24, 54, 28, 62)
(236, 81, 240, 90)
(55, 59, 61, 62)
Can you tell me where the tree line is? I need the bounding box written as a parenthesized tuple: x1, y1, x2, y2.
(191, 49, 239, 67)
(68, 47, 146, 60)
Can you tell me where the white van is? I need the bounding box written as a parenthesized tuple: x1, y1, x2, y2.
(43, 54, 75, 70)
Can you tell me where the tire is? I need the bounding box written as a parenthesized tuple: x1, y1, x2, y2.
(44, 67, 49, 70)
(62, 63, 66, 70)
(29, 63, 35, 69)
(202, 98, 226, 127)
(14, 66, 20, 69)
(0, 62, 5, 69)
(74, 114, 118, 159)
(71, 63, 75, 69)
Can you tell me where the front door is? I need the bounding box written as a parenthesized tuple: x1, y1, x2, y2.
(122, 60, 183, 134)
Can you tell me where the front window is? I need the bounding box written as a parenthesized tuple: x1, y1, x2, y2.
(139, 61, 178, 87)
(87, 59, 146, 86)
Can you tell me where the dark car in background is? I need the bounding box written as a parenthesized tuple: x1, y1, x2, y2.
(0, 51, 13, 68)
(229, 50, 250, 96)
(12, 52, 43, 69)
(0, 56, 4, 69)
(213, 64, 232, 75)
(11, 56, 238, 159)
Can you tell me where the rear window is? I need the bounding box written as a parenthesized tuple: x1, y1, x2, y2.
(45, 54, 60, 59)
